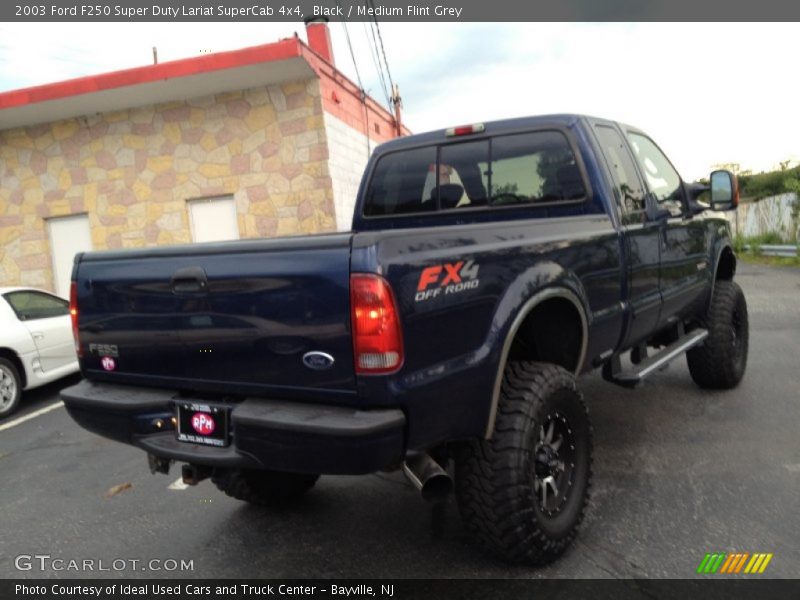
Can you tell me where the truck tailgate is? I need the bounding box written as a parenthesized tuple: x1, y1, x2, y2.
(74, 234, 356, 399)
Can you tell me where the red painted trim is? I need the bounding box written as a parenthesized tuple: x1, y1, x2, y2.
(0, 33, 409, 143)
(0, 38, 302, 109)
(298, 42, 411, 143)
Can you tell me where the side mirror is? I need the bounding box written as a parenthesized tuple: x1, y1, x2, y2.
(710, 170, 739, 211)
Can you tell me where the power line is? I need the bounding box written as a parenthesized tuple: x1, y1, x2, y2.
(335, 6, 363, 90)
(334, 0, 372, 157)
(362, 20, 391, 110)
(367, 0, 397, 107)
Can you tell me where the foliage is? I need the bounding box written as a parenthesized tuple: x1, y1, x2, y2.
(737, 166, 800, 201)
(732, 233, 746, 254)
(746, 231, 787, 245)
(735, 231, 799, 267)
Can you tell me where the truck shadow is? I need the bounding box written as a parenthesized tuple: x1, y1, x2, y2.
(200, 368, 719, 577)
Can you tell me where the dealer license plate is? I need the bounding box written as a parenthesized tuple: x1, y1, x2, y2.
(176, 402, 229, 447)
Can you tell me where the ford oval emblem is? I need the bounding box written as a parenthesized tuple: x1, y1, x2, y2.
(302, 351, 335, 371)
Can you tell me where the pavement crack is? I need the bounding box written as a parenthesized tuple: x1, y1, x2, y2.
(574, 540, 624, 577)
(576, 538, 648, 577)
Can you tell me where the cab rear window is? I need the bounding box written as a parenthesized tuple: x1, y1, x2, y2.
(363, 130, 586, 217)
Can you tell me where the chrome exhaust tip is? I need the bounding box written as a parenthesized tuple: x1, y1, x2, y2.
(402, 452, 452, 502)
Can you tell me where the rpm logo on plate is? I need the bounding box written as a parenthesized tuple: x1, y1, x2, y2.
(415, 260, 480, 302)
(191, 412, 216, 436)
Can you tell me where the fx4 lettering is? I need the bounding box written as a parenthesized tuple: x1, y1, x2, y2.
(415, 260, 480, 302)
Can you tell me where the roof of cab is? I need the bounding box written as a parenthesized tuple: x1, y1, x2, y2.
(372, 113, 591, 155)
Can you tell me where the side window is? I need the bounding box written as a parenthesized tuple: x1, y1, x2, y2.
(594, 125, 646, 224)
(489, 131, 585, 206)
(4, 291, 69, 321)
(627, 132, 684, 217)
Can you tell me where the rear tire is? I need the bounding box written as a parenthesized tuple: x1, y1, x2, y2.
(0, 358, 22, 419)
(454, 362, 592, 565)
(212, 469, 319, 507)
(687, 280, 748, 389)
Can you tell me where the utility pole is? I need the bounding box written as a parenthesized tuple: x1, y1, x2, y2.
(392, 84, 403, 136)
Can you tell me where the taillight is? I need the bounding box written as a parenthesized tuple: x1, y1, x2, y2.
(69, 281, 81, 357)
(351, 274, 403, 374)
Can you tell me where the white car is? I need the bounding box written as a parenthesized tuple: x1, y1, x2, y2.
(0, 287, 79, 418)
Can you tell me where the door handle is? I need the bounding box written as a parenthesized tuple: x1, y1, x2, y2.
(170, 266, 209, 295)
(32, 332, 45, 340)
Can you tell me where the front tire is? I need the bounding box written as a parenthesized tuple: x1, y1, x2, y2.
(687, 280, 748, 389)
(0, 358, 22, 419)
(212, 469, 319, 507)
(455, 362, 592, 565)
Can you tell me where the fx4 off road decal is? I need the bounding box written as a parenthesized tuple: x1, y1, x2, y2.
(415, 260, 480, 302)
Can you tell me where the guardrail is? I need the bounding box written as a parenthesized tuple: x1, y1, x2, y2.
(743, 244, 799, 258)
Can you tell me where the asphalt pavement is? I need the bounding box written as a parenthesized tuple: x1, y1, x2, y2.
(1, 262, 798, 579)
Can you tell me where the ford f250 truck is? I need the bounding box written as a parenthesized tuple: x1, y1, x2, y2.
(62, 114, 748, 565)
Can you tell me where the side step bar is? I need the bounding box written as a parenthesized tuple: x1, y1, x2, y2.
(604, 328, 708, 387)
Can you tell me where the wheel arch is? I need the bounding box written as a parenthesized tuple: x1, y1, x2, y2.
(709, 243, 737, 308)
(484, 288, 588, 438)
(715, 244, 736, 280)
(0, 347, 27, 389)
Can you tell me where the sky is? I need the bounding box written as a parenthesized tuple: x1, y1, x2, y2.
(0, 22, 797, 180)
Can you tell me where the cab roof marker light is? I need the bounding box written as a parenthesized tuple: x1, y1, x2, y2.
(445, 123, 485, 137)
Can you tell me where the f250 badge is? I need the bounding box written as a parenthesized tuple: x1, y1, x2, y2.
(415, 260, 480, 302)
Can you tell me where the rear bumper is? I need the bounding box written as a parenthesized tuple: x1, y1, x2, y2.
(61, 380, 406, 475)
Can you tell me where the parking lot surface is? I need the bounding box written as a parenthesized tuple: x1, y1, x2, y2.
(1, 262, 798, 579)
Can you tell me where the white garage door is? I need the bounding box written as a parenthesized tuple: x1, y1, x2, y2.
(188, 196, 240, 243)
(48, 214, 92, 299)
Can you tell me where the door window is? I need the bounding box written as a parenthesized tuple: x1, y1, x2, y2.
(4, 291, 69, 321)
(627, 133, 684, 217)
(595, 125, 646, 225)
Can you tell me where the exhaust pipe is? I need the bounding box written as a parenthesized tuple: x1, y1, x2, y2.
(402, 452, 452, 502)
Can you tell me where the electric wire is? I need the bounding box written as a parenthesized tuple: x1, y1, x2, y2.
(335, 0, 372, 157)
(362, 19, 392, 110)
(367, 0, 397, 106)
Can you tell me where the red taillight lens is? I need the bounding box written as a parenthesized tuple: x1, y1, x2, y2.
(445, 123, 485, 137)
(69, 281, 81, 357)
(351, 274, 403, 374)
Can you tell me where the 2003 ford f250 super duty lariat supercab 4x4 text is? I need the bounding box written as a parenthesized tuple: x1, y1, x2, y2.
(62, 114, 748, 564)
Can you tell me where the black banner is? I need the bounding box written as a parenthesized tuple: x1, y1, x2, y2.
(4, 579, 800, 600)
(4, 0, 800, 22)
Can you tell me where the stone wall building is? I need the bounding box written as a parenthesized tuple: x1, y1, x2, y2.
(0, 21, 406, 297)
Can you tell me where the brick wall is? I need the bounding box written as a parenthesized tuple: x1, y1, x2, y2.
(323, 112, 375, 231)
(0, 78, 337, 290)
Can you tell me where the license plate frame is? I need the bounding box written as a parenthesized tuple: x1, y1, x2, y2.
(175, 401, 230, 447)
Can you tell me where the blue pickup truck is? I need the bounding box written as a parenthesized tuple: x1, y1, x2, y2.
(62, 114, 748, 564)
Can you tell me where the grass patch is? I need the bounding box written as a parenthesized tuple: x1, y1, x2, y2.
(733, 231, 799, 266)
(738, 253, 800, 268)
